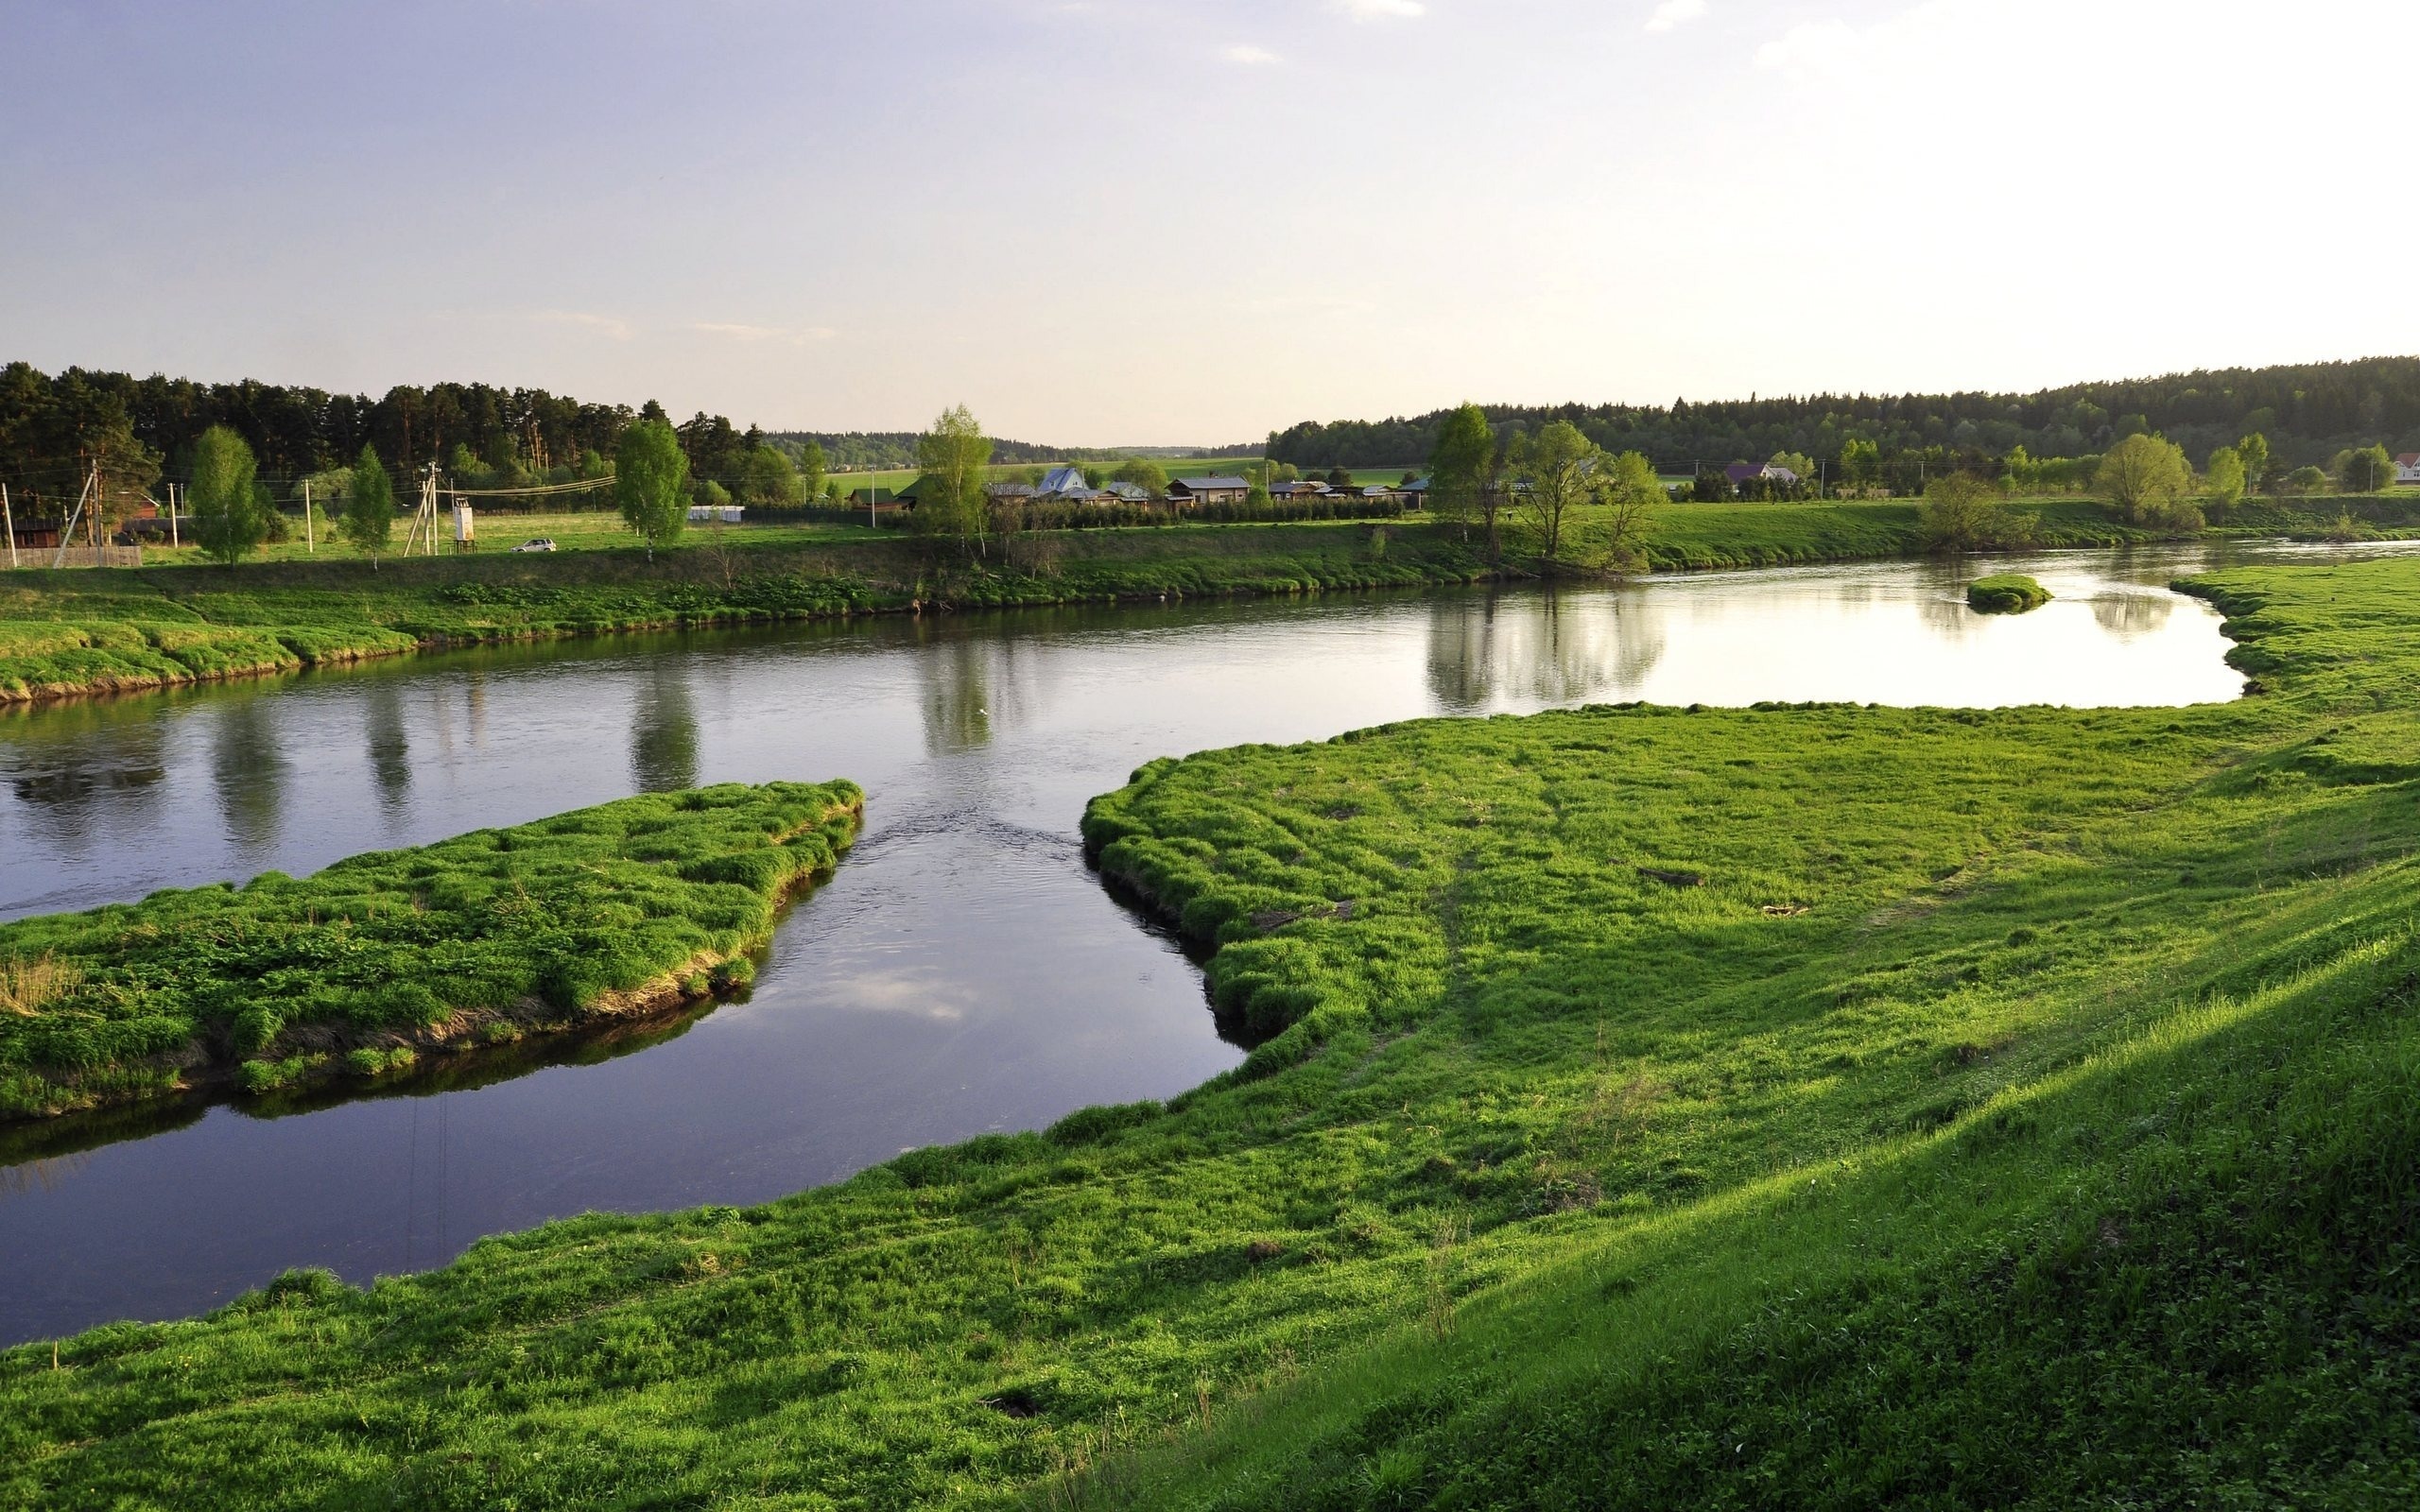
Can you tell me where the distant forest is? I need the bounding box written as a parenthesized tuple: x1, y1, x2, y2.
(765, 433, 1255, 471)
(0, 362, 1246, 515)
(1266, 356, 2420, 472)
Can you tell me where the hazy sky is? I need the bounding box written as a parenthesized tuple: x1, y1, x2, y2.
(5, 0, 2415, 443)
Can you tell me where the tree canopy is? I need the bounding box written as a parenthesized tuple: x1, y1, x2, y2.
(913, 405, 994, 552)
(2096, 435, 2200, 530)
(341, 444, 395, 566)
(188, 425, 267, 566)
(614, 419, 691, 559)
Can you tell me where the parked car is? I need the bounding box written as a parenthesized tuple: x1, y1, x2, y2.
(510, 537, 558, 553)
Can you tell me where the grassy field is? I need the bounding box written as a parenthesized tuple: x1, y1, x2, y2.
(1, 556, 2415, 1506)
(0, 782, 861, 1118)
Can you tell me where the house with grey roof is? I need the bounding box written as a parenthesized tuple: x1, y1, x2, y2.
(1035, 465, 1099, 501)
(1167, 475, 1252, 505)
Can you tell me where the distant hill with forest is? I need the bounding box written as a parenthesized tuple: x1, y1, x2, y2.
(0, 360, 1253, 516)
(1265, 355, 2420, 472)
(764, 432, 1255, 471)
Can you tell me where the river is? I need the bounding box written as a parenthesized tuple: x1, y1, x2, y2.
(0, 541, 2393, 1344)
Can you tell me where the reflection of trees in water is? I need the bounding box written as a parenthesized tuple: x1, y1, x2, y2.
(917, 628, 997, 756)
(1920, 592, 1976, 642)
(630, 662, 700, 792)
(0, 1148, 95, 1199)
(1426, 590, 1666, 711)
(4, 706, 167, 849)
(363, 682, 411, 814)
(211, 695, 287, 853)
(2091, 592, 2173, 640)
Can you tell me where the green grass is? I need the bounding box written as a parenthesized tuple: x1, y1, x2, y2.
(0, 782, 861, 1118)
(1966, 572, 2051, 612)
(0, 499, 2160, 707)
(0, 522, 1494, 704)
(3, 558, 2418, 1506)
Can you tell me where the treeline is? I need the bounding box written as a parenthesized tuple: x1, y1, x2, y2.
(762, 432, 1255, 472)
(1268, 356, 2420, 473)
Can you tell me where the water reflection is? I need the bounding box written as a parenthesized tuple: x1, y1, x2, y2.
(6, 718, 165, 850)
(363, 682, 411, 815)
(917, 628, 995, 755)
(1426, 590, 1666, 711)
(209, 695, 286, 855)
(2092, 592, 2173, 639)
(631, 660, 700, 791)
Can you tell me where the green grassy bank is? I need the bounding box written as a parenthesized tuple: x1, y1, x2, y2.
(0, 782, 861, 1119)
(3, 558, 2416, 1507)
(0, 500, 2213, 707)
(0, 523, 1493, 705)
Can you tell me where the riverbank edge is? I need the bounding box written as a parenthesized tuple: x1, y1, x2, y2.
(0, 792, 864, 1125)
(0, 505, 2228, 709)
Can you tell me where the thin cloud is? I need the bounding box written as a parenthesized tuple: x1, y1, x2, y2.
(1335, 0, 1426, 19)
(1644, 0, 1708, 33)
(1223, 43, 1281, 64)
(528, 309, 632, 340)
(690, 322, 838, 346)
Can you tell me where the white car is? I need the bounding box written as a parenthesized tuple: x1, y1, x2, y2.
(510, 538, 558, 553)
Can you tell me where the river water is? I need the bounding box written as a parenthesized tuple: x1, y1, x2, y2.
(0, 542, 2384, 1344)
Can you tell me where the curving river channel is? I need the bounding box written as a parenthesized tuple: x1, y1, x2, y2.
(2, 541, 2396, 1345)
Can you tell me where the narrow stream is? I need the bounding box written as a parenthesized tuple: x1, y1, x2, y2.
(2, 541, 2394, 1344)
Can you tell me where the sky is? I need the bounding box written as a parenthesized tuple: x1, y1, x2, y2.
(3, 0, 2416, 445)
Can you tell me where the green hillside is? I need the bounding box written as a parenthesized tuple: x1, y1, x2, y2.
(3, 558, 2417, 1508)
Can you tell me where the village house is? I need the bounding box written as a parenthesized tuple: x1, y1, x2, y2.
(1034, 465, 1099, 501)
(2395, 452, 2420, 485)
(1167, 475, 1252, 506)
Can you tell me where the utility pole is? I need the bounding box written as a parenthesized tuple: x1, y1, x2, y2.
(303, 480, 315, 553)
(168, 482, 180, 549)
(52, 465, 95, 569)
(2, 483, 15, 569)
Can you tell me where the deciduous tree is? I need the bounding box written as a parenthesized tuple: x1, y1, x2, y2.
(2096, 434, 2199, 529)
(188, 425, 267, 567)
(738, 445, 804, 508)
(914, 404, 993, 554)
(1427, 403, 1498, 556)
(1509, 420, 1594, 571)
(1112, 458, 1167, 497)
(1919, 471, 2031, 551)
(615, 418, 691, 561)
(792, 439, 826, 504)
(2203, 446, 2245, 511)
(341, 444, 394, 569)
(2235, 432, 2270, 494)
(2338, 443, 2394, 493)
(1599, 450, 1663, 572)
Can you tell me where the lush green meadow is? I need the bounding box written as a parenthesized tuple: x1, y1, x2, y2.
(2, 557, 2415, 1507)
(0, 782, 861, 1118)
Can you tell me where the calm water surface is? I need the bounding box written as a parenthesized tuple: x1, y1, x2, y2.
(0, 541, 2389, 1343)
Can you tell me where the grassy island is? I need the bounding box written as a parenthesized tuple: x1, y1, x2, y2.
(0, 782, 861, 1119)
(1965, 572, 2051, 612)
(4, 559, 2419, 1509)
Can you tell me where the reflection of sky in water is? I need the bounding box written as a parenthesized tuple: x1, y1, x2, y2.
(0, 538, 2360, 1343)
